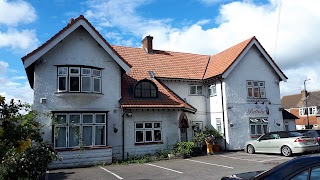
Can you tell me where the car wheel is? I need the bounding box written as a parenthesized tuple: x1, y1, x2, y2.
(281, 145, 292, 157)
(247, 145, 255, 154)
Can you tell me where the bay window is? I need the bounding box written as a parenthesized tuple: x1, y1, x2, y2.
(57, 66, 101, 93)
(53, 112, 107, 148)
(250, 118, 268, 137)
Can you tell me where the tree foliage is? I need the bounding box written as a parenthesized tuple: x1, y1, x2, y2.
(0, 96, 58, 179)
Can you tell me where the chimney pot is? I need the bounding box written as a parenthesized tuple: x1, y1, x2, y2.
(142, 35, 153, 53)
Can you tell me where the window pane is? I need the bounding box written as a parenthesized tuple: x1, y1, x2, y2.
(247, 81, 253, 86)
(56, 114, 67, 124)
(257, 125, 262, 134)
(83, 114, 93, 123)
(58, 77, 67, 91)
(81, 76, 91, 92)
(310, 166, 320, 180)
(69, 126, 80, 147)
(291, 169, 309, 180)
(145, 131, 152, 141)
(58, 67, 68, 75)
(93, 78, 101, 92)
(253, 81, 258, 86)
(251, 125, 256, 135)
(217, 125, 222, 134)
(70, 68, 80, 75)
(197, 86, 202, 94)
(136, 123, 143, 128)
(96, 114, 105, 123)
(260, 88, 266, 98)
(55, 127, 66, 148)
(95, 126, 105, 145)
(145, 123, 152, 128)
(70, 114, 80, 124)
(253, 87, 259, 97)
(135, 88, 141, 97)
(83, 126, 93, 146)
(70, 76, 80, 91)
(154, 123, 161, 128)
(151, 89, 157, 97)
(136, 131, 143, 142)
(154, 130, 161, 141)
(81, 68, 91, 75)
(248, 88, 253, 97)
(92, 69, 101, 77)
(263, 125, 268, 134)
(190, 86, 196, 94)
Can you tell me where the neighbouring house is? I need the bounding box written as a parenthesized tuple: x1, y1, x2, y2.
(281, 90, 320, 130)
(282, 110, 298, 131)
(21, 15, 287, 168)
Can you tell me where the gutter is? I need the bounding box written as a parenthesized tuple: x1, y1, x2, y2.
(122, 109, 126, 160)
(219, 78, 227, 151)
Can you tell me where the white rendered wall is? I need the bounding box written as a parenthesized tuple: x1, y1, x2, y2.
(222, 46, 284, 150)
(123, 110, 181, 158)
(33, 27, 122, 158)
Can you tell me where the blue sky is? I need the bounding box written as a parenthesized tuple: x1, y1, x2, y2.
(1, 0, 320, 104)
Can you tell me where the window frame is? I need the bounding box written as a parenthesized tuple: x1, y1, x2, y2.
(56, 66, 102, 94)
(134, 80, 158, 98)
(246, 80, 266, 99)
(53, 112, 107, 149)
(189, 85, 203, 95)
(134, 122, 162, 144)
(249, 118, 268, 137)
(209, 84, 217, 96)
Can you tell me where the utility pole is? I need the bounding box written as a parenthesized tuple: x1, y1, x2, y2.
(304, 79, 310, 129)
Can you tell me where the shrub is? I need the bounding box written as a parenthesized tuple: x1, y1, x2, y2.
(172, 142, 195, 157)
(0, 96, 58, 179)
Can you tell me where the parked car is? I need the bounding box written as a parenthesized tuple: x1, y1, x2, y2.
(296, 129, 320, 144)
(244, 131, 319, 157)
(221, 155, 320, 180)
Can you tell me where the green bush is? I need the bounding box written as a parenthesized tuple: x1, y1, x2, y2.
(0, 96, 58, 180)
(172, 142, 195, 157)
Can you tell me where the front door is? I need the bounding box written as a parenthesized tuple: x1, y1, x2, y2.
(180, 128, 187, 142)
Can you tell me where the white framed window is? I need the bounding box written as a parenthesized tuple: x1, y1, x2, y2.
(135, 122, 162, 143)
(53, 112, 107, 149)
(250, 118, 268, 136)
(216, 118, 222, 134)
(57, 66, 102, 93)
(299, 107, 317, 116)
(190, 85, 203, 95)
(247, 80, 266, 99)
(209, 84, 217, 96)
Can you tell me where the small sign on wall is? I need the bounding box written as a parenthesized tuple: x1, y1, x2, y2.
(246, 105, 269, 115)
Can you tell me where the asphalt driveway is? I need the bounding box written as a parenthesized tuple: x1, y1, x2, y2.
(46, 151, 297, 180)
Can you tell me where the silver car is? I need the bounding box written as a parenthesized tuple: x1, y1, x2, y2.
(244, 131, 319, 157)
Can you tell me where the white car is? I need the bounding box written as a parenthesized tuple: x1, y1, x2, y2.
(244, 131, 319, 157)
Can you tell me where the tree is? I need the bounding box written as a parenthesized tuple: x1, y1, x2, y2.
(0, 96, 58, 179)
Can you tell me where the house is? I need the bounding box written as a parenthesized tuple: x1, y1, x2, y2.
(281, 90, 320, 130)
(21, 15, 287, 168)
(282, 110, 298, 131)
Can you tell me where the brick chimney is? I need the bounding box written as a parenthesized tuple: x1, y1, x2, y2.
(142, 35, 153, 53)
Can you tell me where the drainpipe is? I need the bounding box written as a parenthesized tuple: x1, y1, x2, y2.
(219, 79, 227, 151)
(121, 109, 126, 160)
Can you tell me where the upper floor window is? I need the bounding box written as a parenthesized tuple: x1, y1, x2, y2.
(190, 85, 202, 95)
(208, 84, 217, 96)
(247, 80, 265, 99)
(299, 107, 317, 116)
(134, 80, 158, 98)
(57, 66, 101, 93)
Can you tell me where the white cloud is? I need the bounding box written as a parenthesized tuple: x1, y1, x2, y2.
(0, 61, 33, 104)
(0, 0, 37, 27)
(84, 0, 320, 97)
(0, 28, 39, 53)
(0, 61, 8, 75)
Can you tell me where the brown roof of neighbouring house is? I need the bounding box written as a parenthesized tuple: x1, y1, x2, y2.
(282, 91, 320, 109)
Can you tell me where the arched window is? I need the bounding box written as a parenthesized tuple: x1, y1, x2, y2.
(134, 80, 158, 98)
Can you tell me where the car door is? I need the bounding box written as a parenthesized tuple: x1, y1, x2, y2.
(255, 134, 273, 152)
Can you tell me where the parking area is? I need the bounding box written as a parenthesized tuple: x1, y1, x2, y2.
(46, 151, 300, 180)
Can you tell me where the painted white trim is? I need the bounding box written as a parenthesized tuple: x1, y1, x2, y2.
(222, 39, 286, 82)
(23, 19, 130, 73)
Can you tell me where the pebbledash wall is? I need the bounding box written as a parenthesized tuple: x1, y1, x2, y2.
(221, 45, 284, 150)
(33, 27, 123, 166)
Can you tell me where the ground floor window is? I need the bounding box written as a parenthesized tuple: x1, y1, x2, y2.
(53, 112, 107, 148)
(135, 122, 162, 144)
(249, 118, 268, 137)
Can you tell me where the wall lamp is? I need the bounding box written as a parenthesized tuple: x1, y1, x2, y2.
(126, 112, 133, 117)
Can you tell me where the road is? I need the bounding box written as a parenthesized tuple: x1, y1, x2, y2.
(46, 151, 298, 180)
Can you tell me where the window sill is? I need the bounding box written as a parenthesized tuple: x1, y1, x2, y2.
(55, 92, 104, 98)
(135, 142, 163, 146)
(55, 146, 112, 152)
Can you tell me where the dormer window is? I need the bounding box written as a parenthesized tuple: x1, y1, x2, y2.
(57, 66, 101, 93)
(134, 80, 158, 98)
